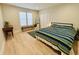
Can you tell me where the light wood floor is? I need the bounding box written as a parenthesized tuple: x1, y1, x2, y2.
(3, 32, 59, 55)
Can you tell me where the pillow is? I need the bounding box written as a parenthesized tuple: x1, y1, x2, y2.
(52, 24, 74, 29)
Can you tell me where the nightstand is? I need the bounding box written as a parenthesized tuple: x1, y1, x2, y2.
(2, 26, 14, 40)
(76, 29, 79, 55)
(76, 29, 79, 40)
(73, 29, 79, 55)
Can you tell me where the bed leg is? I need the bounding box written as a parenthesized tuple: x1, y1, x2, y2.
(70, 48, 75, 55)
(36, 35, 38, 40)
(61, 52, 66, 55)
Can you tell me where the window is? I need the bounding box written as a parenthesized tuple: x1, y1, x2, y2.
(19, 12, 33, 27)
(19, 12, 27, 26)
(27, 12, 33, 26)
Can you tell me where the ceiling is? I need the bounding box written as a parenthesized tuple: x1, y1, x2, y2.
(9, 3, 58, 10)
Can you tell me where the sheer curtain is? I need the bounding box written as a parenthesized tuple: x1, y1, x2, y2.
(19, 12, 27, 27)
(27, 12, 33, 26)
(19, 12, 33, 27)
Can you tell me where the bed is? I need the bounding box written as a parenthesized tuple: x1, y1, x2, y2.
(35, 22, 76, 55)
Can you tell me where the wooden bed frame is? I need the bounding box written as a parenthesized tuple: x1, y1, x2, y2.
(35, 22, 75, 55)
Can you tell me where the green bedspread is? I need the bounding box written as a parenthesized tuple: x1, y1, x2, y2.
(36, 25, 76, 54)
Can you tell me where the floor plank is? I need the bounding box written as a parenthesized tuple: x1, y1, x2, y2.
(3, 32, 58, 55)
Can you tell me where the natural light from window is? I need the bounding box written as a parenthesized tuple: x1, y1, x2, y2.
(19, 12, 33, 27)
(27, 12, 33, 26)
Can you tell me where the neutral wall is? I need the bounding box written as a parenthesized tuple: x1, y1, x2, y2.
(0, 3, 39, 54)
(2, 4, 39, 33)
(0, 4, 5, 54)
(39, 4, 79, 29)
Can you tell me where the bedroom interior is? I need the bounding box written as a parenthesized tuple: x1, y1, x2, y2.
(0, 3, 79, 55)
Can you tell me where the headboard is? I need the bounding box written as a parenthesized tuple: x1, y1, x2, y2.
(51, 22, 73, 27)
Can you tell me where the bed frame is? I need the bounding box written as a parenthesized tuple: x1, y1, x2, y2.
(35, 22, 75, 55)
(36, 36, 75, 55)
(51, 22, 73, 27)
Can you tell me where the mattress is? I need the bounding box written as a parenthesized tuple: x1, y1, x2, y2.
(36, 25, 76, 54)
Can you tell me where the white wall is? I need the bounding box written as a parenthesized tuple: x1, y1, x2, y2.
(39, 4, 79, 29)
(0, 4, 5, 54)
(2, 4, 39, 33)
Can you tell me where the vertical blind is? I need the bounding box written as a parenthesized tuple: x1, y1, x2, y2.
(19, 12, 33, 27)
